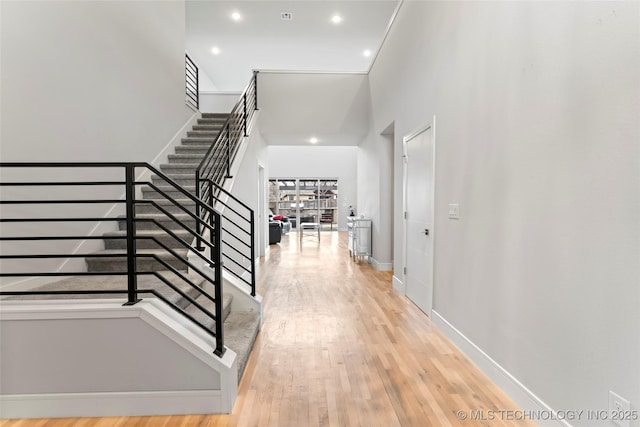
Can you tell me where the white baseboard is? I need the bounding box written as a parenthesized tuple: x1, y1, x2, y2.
(392, 275, 405, 294)
(0, 390, 227, 419)
(431, 310, 568, 427)
(370, 258, 393, 271)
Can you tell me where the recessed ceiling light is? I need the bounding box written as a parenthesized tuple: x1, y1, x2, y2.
(363, 49, 372, 57)
(331, 15, 343, 24)
(310, 137, 318, 144)
(211, 46, 221, 55)
(231, 11, 241, 21)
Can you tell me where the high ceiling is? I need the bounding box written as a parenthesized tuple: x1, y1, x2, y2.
(186, 1, 401, 92)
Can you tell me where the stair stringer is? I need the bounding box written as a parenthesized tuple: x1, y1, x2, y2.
(0, 298, 238, 419)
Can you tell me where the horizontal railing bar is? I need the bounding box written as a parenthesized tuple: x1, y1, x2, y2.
(221, 252, 248, 271)
(221, 227, 252, 245)
(221, 239, 250, 258)
(0, 272, 128, 277)
(0, 200, 123, 205)
(0, 253, 125, 259)
(221, 255, 251, 276)
(211, 182, 253, 212)
(145, 254, 218, 307)
(137, 198, 216, 237)
(0, 218, 121, 223)
(0, 182, 125, 187)
(221, 220, 252, 237)
(0, 162, 148, 168)
(144, 230, 214, 270)
(217, 204, 251, 225)
(221, 266, 251, 286)
(150, 271, 217, 324)
(0, 236, 124, 241)
(0, 289, 127, 296)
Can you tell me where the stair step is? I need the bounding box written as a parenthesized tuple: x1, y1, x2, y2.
(119, 212, 196, 231)
(141, 185, 197, 200)
(187, 130, 221, 138)
(186, 292, 233, 328)
(224, 310, 261, 382)
(103, 229, 194, 250)
(192, 125, 225, 131)
(168, 154, 207, 163)
(201, 113, 229, 119)
(197, 118, 227, 125)
(151, 174, 196, 187)
(159, 164, 199, 175)
(5, 272, 207, 310)
(181, 137, 215, 145)
(85, 249, 190, 273)
(136, 198, 195, 214)
(175, 144, 213, 153)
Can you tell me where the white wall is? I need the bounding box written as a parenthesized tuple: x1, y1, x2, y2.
(0, 1, 193, 286)
(226, 119, 269, 259)
(1, 0, 192, 162)
(363, 1, 640, 424)
(357, 128, 394, 270)
(200, 92, 241, 113)
(268, 146, 357, 231)
(258, 72, 370, 146)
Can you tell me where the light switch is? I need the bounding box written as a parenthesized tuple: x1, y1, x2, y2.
(448, 204, 460, 219)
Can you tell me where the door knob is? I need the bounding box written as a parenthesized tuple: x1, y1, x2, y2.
(424, 229, 429, 236)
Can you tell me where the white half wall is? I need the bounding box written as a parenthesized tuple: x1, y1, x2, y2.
(267, 146, 357, 231)
(364, 1, 640, 425)
(0, 299, 238, 418)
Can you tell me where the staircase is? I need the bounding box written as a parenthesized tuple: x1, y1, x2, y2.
(7, 113, 259, 380)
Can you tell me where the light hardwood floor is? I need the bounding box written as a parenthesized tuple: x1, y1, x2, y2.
(1, 232, 536, 427)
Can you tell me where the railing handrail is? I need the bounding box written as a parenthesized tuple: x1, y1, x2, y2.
(0, 162, 226, 356)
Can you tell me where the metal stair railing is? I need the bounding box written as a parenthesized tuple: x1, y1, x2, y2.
(0, 162, 226, 357)
(206, 181, 255, 297)
(194, 71, 259, 293)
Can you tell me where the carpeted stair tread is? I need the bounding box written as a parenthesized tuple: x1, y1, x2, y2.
(175, 144, 213, 152)
(185, 293, 233, 328)
(181, 137, 216, 144)
(4, 272, 206, 309)
(187, 131, 220, 138)
(224, 310, 260, 381)
(103, 229, 194, 250)
(201, 113, 229, 119)
(117, 213, 196, 231)
(192, 125, 224, 131)
(86, 248, 190, 272)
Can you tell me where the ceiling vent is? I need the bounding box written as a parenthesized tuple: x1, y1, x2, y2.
(281, 12, 293, 21)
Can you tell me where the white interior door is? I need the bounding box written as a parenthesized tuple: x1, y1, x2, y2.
(403, 124, 435, 315)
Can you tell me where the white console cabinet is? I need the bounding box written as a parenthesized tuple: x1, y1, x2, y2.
(347, 217, 372, 261)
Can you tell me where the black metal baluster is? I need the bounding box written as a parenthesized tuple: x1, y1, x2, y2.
(123, 164, 141, 306)
(254, 71, 259, 111)
(243, 92, 248, 137)
(195, 174, 204, 251)
(213, 211, 225, 356)
(225, 126, 232, 179)
(249, 209, 256, 296)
